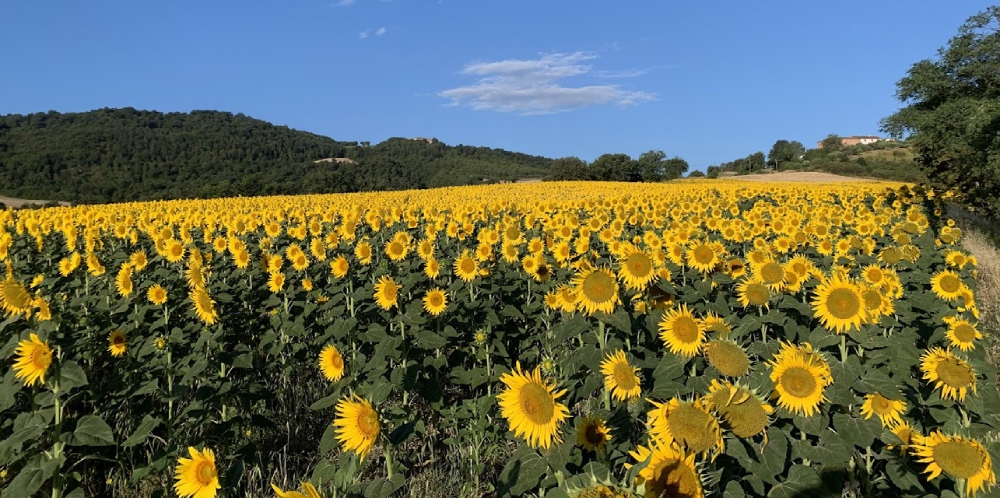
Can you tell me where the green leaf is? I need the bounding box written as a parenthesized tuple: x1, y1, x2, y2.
(364, 474, 405, 497)
(2, 458, 47, 498)
(833, 413, 879, 449)
(596, 309, 631, 334)
(58, 361, 88, 391)
(71, 415, 116, 446)
(122, 416, 160, 448)
(498, 445, 547, 497)
(767, 464, 823, 498)
(0, 369, 19, 411)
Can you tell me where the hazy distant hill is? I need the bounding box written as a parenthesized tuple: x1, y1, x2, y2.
(0, 108, 553, 204)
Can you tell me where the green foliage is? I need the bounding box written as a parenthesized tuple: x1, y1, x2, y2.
(881, 7, 1000, 218)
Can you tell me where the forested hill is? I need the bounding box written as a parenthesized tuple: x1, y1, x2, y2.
(0, 108, 554, 204)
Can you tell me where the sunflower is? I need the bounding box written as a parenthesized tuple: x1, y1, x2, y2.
(233, 249, 250, 269)
(725, 258, 747, 279)
(33, 298, 51, 322)
(575, 415, 611, 451)
(705, 379, 773, 438)
(572, 267, 620, 315)
(423, 288, 448, 316)
(0, 274, 33, 317)
(702, 339, 750, 377)
(13, 333, 53, 386)
(130, 250, 149, 271)
(173, 446, 220, 498)
(497, 362, 570, 449)
(860, 285, 894, 322)
(735, 278, 770, 309)
(115, 266, 135, 297)
(768, 346, 831, 417)
(887, 421, 922, 455)
(108, 330, 127, 357)
(385, 238, 408, 262)
(930, 270, 966, 302)
(190, 288, 219, 325)
(268, 272, 285, 293)
(424, 258, 441, 279)
(618, 249, 656, 291)
(330, 256, 349, 279)
(811, 277, 866, 334)
(647, 398, 724, 459)
(920, 347, 976, 402)
(658, 304, 705, 357)
(627, 444, 704, 498)
(754, 260, 786, 291)
(600, 350, 642, 401)
(354, 241, 373, 265)
(319, 345, 345, 381)
(373, 276, 400, 310)
(334, 395, 380, 461)
(148, 284, 168, 306)
(291, 253, 309, 272)
(453, 251, 479, 282)
(686, 241, 720, 274)
(859, 393, 906, 427)
(944, 316, 982, 351)
(271, 482, 322, 498)
(701, 312, 731, 337)
(912, 431, 996, 497)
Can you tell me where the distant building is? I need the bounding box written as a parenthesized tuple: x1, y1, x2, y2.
(410, 137, 435, 144)
(313, 157, 355, 164)
(817, 135, 885, 148)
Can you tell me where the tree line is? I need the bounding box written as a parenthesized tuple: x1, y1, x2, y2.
(546, 150, 689, 182)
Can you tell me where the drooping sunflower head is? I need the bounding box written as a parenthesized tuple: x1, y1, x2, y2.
(423, 288, 448, 316)
(658, 304, 705, 357)
(920, 347, 976, 402)
(859, 392, 906, 428)
(330, 256, 349, 279)
(108, 330, 127, 357)
(575, 415, 611, 451)
(811, 277, 866, 334)
(912, 431, 996, 497)
(496, 362, 570, 449)
(627, 443, 704, 498)
(600, 350, 642, 402)
(189, 287, 218, 325)
(319, 344, 345, 382)
(647, 398, 724, 460)
(702, 339, 750, 377)
(572, 266, 620, 316)
(334, 395, 380, 462)
(0, 275, 33, 317)
(173, 446, 220, 498)
(13, 333, 53, 386)
(705, 379, 773, 438)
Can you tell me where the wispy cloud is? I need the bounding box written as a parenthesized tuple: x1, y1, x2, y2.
(438, 52, 655, 115)
(375, 27, 387, 36)
(359, 27, 387, 38)
(335, 0, 356, 6)
(359, 30, 369, 38)
(596, 68, 650, 78)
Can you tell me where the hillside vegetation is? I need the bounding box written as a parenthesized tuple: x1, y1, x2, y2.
(0, 109, 553, 204)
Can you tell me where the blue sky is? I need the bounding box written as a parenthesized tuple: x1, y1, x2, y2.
(0, 1, 992, 170)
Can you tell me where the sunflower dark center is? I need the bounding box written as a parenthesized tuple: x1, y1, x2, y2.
(584, 424, 604, 445)
(693, 245, 714, 265)
(668, 404, 715, 452)
(672, 317, 700, 343)
(761, 263, 783, 284)
(939, 275, 961, 294)
(746, 284, 770, 305)
(196, 460, 216, 484)
(953, 324, 977, 343)
(612, 363, 637, 390)
(582, 272, 615, 303)
(358, 407, 380, 437)
(627, 254, 652, 277)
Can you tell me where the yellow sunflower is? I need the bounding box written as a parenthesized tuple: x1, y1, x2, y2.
(268, 272, 285, 293)
(920, 347, 976, 402)
(647, 398, 724, 460)
(334, 395, 380, 461)
(190, 288, 219, 325)
(354, 240, 373, 265)
(600, 350, 642, 401)
(705, 379, 773, 438)
(686, 241, 720, 274)
(373, 276, 401, 310)
(271, 482, 322, 498)
(497, 362, 570, 449)
(754, 260, 786, 291)
(108, 330, 127, 357)
(768, 346, 831, 417)
(702, 339, 750, 377)
(930, 270, 966, 302)
(13, 333, 53, 386)
(575, 415, 611, 451)
(148, 284, 168, 306)
(811, 277, 866, 334)
(0, 274, 33, 317)
(319, 345, 345, 381)
(658, 304, 705, 357)
(572, 266, 620, 315)
(943, 316, 982, 351)
(423, 288, 448, 316)
(173, 446, 220, 498)
(330, 256, 349, 279)
(888, 421, 922, 455)
(735, 277, 770, 310)
(859, 393, 906, 427)
(912, 431, 996, 497)
(618, 249, 656, 291)
(453, 251, 479, 282)
(627, 443, 704, 498)
(385, 238, 408, 262)
(424, 258, 441, 279)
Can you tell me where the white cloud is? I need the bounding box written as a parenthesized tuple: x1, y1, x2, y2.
(438, 52, 655, 115)
(375, 27, 387, 36)
(335, 0, 357, 6)
(358, 30, 369, 38)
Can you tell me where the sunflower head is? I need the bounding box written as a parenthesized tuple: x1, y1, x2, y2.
(658, 304, 705, 358)
(573, 267, 621, 315)
(912, 431, 996, 497)
(647, 397, 724, 460)
(173, 447, 220, 498)
(705, 379, 773, 438)
(108, 330, 127, 357)
(575, 415, 611, 451)
(920, 347, 976, 402)
(497, 362, 570, 449)
(423, 288, 448, 316)
(334, 395, 380, 461)
(319, 345, 345, 381)
(627, 443, 704, 498)
(702, 339, 750, 377)
(600, 350, 642, 402)
(13, 333, 53, 386)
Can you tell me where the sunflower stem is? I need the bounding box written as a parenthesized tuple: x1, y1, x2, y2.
(51, 350, 64, 498)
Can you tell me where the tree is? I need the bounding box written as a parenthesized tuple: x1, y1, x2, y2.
(663, 157, 689, 179)
(590, 153, 638, 182)
(881, 6, 1000, 218)
(768, 140, 806, 168)
(820, 134, 843, 151)
(636, 150, 667, 182)
(548, 157, 593, 181)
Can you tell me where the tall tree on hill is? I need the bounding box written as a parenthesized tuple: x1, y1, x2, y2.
(881, 6, 1000, 219)
(768, 140, 806, 168)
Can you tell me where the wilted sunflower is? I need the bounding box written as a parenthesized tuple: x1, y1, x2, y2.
(930, 270, 966, 302)
(600, 350, 642, 401)
(859, 393, 906, 427)
(497, 362, 570, 449)
(943, 316, 982, 351)
(920, 347, 976, 402)
(271, 482, 322, 498)
(319, 345, 345, 381)
(572, 266, 620, 315)
(373, 276, 400, 310)
(735, 278, 770, 310)
(190, 288, 219, 325)
(618, 248, 656, 291)
(0, 273, 33, 317)
(912, 431, 996, 497)
(811, 277, 866, 334)
(768, 345, 832, 417)
(647, 398, 724, 460)
(423, 288, 448, 316)
(334, 395, 380, 461)
(148, 284, 168, 306)
(575, 415, 611, 451)
(108, 330, 127, 357)
(173, 446, 220, 498)
(658, 304, 705, 357)
(13, 333, 53, 386)
(702, 339, 750, 377)
(627, 443, 704, 498)
(705, 379, 772, 438)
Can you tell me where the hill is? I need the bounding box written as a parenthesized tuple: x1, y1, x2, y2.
(0, 108, 553, 204)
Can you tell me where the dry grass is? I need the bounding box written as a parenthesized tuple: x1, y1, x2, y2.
(961, 227, 1000, 363)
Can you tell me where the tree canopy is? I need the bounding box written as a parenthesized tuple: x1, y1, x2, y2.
(880, 6, 1000, 218)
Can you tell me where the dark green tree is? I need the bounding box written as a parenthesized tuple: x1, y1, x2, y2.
(590, 153, 638, 181)
(636, 150, 667, 182)
(880, 6, 1000, 218)
(663, 157, 689, 179)
(768, 140, 806, 168)
(547, 157, 593, 181)
(820, 134, 843, 151)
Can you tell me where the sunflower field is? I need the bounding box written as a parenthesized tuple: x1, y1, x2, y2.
(0, 180, 998, 498)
